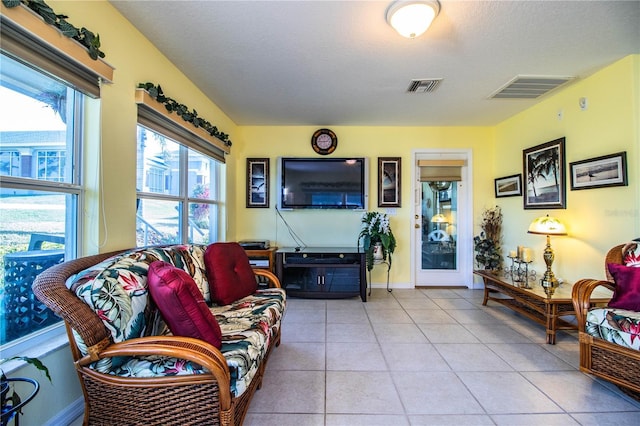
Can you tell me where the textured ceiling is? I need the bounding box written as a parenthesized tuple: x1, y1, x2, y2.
(110, 0, 640, 126)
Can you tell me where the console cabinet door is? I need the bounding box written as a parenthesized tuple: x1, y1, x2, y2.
(322, 266, 360, 294)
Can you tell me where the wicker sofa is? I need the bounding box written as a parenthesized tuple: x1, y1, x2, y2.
(572, 242, 640, 398)
(32, 243, 286, 426)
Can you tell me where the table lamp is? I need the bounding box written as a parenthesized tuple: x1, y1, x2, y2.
(527, 214, 567, 296)
(430, 213, 448, 224)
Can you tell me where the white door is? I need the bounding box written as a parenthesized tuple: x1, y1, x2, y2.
(413, 151, 473, 287)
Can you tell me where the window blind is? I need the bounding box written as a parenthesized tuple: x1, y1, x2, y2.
(418, 159, 465, 181)
(0, 5, 113, 98)
(136, 90, 229, 163)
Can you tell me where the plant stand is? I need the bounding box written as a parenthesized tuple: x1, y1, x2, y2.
(368, 261, 391, 296)
(1, 377, 39, 426)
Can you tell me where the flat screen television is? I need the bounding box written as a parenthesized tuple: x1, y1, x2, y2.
(278, 157, 368, 209)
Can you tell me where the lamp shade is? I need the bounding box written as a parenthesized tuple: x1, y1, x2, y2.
(527, 215, 567, 236)
(431, 213, 448, 223)
(386, 1, 440, 39)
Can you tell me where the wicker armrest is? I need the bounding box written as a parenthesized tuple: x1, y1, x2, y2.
(78, 335, 233, 409)
(572, 278, 615, 331)
(254, 269, 282, 288)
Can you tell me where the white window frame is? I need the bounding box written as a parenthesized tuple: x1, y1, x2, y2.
(136, 124, 224, 246)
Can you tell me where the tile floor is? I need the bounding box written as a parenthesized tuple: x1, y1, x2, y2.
(243, 287, 640, 426)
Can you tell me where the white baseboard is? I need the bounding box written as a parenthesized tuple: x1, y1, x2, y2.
(44, 397, 84, 426)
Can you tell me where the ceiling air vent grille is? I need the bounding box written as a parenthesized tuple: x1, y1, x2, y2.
(407, 78, 442, 93)
(489, 75, 575, 99)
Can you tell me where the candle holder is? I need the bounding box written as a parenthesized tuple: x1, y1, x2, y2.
(509, 257, 534, 288)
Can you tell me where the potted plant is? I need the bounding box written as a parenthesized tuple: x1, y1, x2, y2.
(358, 211, 396, 271)
(473, 206, 503, 271)
(1, 356, 51, 425)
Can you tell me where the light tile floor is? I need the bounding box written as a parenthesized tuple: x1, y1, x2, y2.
(244, 287, 640, 426)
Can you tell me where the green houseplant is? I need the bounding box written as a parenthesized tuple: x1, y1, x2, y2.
(358, 211, 396, 271)
(473, 206, 503, 271)
(1, 356, 51, 425)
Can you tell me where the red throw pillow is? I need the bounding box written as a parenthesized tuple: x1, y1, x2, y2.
(148, 261, 222, 348)
(204, 242, 258, 305)
(607, 263, 640, 311)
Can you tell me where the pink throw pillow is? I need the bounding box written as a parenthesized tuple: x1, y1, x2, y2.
(148, 261, 222, 348)
(607, 262, 640, 311)
(204, 242, 258, 305)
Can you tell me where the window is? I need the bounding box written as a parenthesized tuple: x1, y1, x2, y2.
(136, 125, 224, 246)
(0, 53, 83, 350)
(37, 150, 66, 182)
(0, 151, 20, 176)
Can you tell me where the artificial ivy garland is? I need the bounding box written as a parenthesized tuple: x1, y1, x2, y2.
(139, 82, 232, 146)
(3, 0, 105, 60)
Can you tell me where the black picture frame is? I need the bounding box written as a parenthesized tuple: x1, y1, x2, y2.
(570, 151, 627, 190)
(494, 174, 522, 198)
(246, 158, 269, 208)
(378, 157, 401, 207)
(523, 137, 566, 209)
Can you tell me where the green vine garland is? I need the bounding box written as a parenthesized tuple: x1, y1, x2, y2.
(139, 82, 232, 146)
(3, 0, 105, 60)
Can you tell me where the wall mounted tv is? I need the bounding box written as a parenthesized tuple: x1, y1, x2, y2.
(278, 157, 368, 209)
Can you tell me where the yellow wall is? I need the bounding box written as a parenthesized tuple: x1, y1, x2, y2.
(495, 55, 639, 283)
(236, 126, 494, 285)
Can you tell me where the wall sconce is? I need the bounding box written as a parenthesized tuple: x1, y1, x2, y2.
(386, 0, 441, 39)
(527, 215, 567, 296)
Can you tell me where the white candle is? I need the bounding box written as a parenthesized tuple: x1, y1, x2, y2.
(517, 246, 524, 259)
(522, 248, 532, 263)
(509, 250, 517, 258)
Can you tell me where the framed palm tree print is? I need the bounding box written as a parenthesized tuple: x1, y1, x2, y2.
(523, 137, 566, 209)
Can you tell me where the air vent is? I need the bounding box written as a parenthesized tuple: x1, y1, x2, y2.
(407, 78, 442, 93)
(489, 75, 574, 99)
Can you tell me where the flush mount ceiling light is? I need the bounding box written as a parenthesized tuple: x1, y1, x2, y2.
(386, 0, 440, 39)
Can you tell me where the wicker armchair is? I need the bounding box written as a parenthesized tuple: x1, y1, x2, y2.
(32, 249, 283, 426)
(572, 244, 640, 398)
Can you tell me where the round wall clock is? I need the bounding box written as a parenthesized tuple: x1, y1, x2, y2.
(311, 128, 338, 155)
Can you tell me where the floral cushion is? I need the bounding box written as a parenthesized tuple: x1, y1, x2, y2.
(214, 288, 286, 396)
(66, 245, 209, 371)
(586, 307, 640, 350)
(623, 241, 640, 267)
(98, 288, 286, 397)
(111, 355, 208, 377)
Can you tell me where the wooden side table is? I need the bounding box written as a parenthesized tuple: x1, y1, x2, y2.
(243, 247, 277, 274)
(474, 270, 612, 344)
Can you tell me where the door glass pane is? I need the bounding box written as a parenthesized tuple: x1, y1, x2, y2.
(136, 198, 181, 246)
(421, 181, 457, 270)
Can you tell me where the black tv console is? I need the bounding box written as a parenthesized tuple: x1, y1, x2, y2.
(276, 247, 367, 301)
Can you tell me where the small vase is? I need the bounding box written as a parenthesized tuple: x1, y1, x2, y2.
(373, 242, 384, 264)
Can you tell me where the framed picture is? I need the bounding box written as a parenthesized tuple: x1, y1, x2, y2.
(494, 174, 522, 198)
(246, 158, 269, 208)
(378, 157, 401, 207)
(438, 188, 451, 202)
(523, 137, 566, 209)
(570, 151, 627, 190)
